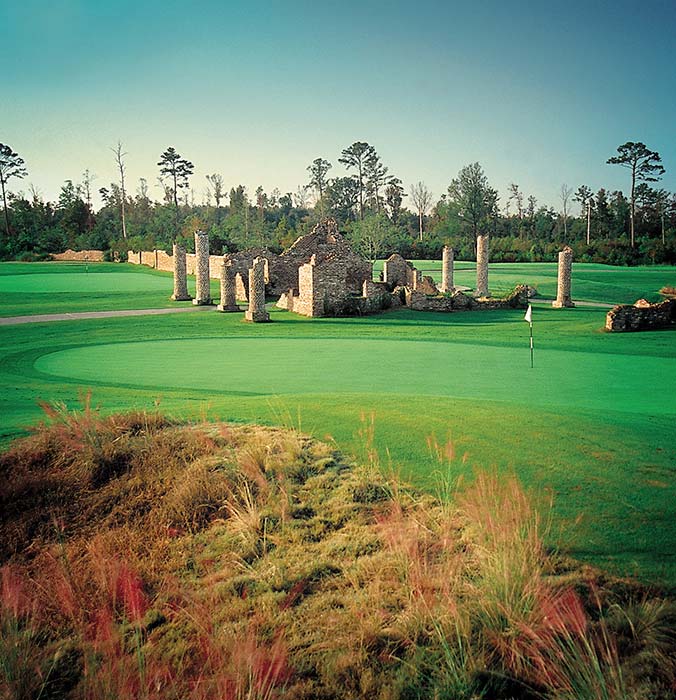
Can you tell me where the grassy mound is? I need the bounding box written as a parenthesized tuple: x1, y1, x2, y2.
(1, 409, 675, 700)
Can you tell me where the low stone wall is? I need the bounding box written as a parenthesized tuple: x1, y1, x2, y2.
(52, 249, 105, 262)
(605, 298, 676, 332)
(407, 285, 528, 312)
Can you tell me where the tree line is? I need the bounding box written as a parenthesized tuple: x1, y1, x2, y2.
(0, 140, 673, 266)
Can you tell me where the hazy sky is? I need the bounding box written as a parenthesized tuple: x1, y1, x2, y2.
(2, 0, 675, 211)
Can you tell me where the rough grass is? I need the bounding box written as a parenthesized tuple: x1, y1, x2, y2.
(1, 410, 675, 700)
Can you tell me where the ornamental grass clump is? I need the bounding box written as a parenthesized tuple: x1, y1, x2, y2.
(1, 406, 674, 700)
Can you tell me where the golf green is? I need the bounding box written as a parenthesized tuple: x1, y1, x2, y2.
(34, 337, 674, 415)
(0, 272, 171, 294)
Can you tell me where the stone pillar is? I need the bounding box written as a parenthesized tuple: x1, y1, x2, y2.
(441, 245, 454, 293)
(411, 269, 422, 290)
(217, 260, 239, 312)
(476, 234, 489, 297)
(552, 246, 575, 308)
(193, 230, 212, 305)
(244, 257, 271, 322)
(171, 243, 191, 301)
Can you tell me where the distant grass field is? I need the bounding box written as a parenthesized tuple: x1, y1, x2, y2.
(1, 260, 675, 588)
(2, 260, 674, 317)
(0, 262, 220, 316)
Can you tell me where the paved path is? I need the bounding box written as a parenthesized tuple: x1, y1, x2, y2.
(0, 297, 616, 326)
(0, 305, 217, 326)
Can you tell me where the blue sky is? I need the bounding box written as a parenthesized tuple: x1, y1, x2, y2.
(2, 0, 675, 211)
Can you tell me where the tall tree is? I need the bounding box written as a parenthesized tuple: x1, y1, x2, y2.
(206, 173, 225, 208)
(112, 142, 128, 239)
(158, 147, 194, 239)
(364, 148, 390, 213)
(306, 158, 332, 215)
(447, 163, 498, 244)
(508, 183, 524, 219)
(559, 184, 573, 239)
(384, 178, 405, 223)
(325, 177, 360, 223)
(607, 141, 665, 247)
(409, 181, 433, 241)
(574, 185, 594, 245)
(338, 141, 373, 220)
(0, 143, 28, 239)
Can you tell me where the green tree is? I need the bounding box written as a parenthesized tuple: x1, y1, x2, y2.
(347, 212, 395, 263)
(338, 141, 374, 219)
(306, 158, 332, 215)
(0, 143, 28, 239)
(384, 179, 405, 224)
(447, 163, 498, 246)
(157, 147, 194, 239)
(364, 148, 391, 213)
(325, 177, 360, 224)
(574, 185, 594, 245)
(607, 141, 665, 247)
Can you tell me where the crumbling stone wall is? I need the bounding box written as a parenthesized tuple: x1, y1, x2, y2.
(407, 285, 528, 312)
(383, 254, 417, 289)
(52, 249, 105, 262)
(605, 298, 675, 332)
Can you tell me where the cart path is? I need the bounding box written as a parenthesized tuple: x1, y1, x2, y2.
(0, 297, 615, 326)
(0, 305, 219, 326)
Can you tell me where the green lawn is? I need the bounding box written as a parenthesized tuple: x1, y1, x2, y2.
(374, 259, 675, 304)
(0, 262, 220, 316)
(1, 263, 675, 589)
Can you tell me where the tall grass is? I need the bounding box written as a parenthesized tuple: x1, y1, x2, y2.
(1, 408, 674, 699)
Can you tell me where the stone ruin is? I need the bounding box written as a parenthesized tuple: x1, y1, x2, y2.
(217, 261, 239, 312)
(476, 234, 489, 298)
(552, 246, 574, 308)
(171, 243, 191, 301)
(193, 230, 212, 305)
(605, 298, 675, 332)
(131, 221, 529, 319)
(440, 245, 454, 293)
(244, 257, 270, 322)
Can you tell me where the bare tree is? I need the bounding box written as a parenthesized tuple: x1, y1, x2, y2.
(508, 183, 524, 219)
(409, 181, 433, 241)
(112, 142, 127, 239)
(559, 184, 573, 239)
(293, 185, 310, 209)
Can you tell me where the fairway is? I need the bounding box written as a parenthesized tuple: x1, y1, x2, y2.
(1, 261, 675, 589)
(0, 271, 170, 294)
(35, 337, 675, 416)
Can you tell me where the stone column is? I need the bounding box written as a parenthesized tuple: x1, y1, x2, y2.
(244, 257, 271, 322)
(441, 245, 454, 293)
(552, 246, 575, 308)
(171, 243, 191, 301)
(411, 268, 422, 290)
(193, 230, 212, 305)
(476, 234, 489, 297)
(217, 260, 239, 312)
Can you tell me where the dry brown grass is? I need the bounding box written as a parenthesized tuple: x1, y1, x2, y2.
(1, 409, 674, 700)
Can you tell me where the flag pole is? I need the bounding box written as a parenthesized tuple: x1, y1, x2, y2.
(524, 302, 533, 368)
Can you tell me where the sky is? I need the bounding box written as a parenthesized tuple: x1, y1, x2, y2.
(2, 0, 675, 212)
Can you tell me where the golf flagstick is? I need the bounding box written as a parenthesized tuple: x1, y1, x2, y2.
(524, 304, 533, 368)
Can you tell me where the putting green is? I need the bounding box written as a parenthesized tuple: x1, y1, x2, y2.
(34, 337, 675, 415)
(0, 272, 171, 294)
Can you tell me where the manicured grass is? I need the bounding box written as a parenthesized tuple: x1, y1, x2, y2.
(0, 262, 222, 316)
(374, 259, 676, 304)
(1, 296, 675, 588)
